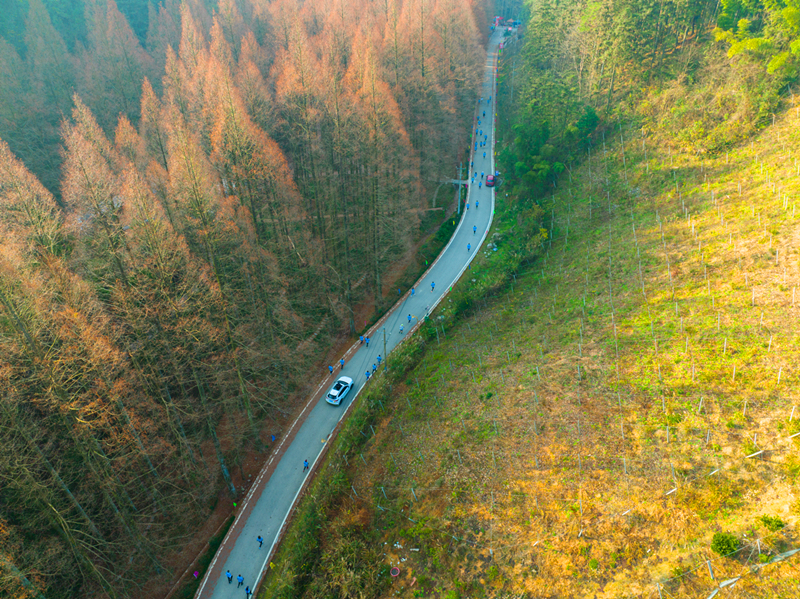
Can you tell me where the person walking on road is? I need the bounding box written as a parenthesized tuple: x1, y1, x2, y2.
(328, 365, 333, 375)
(483, 110, 486, 117)
(366, 370, 371, 380)
(303, 459, 309, 472)
(237, 574, 244, 587)
(372, 363, 377, 373)
(399, 324, 404, 334)
(466, 202, 469, 210)
(478, 181, 482, 189)
(431, 281, 435, 292)
(365, 337, 370, 347)
(257, 535, 263, 548)
(226, 571, 233, 584)
(407, 314, 412, 324)
(483, 151, 486, 159)
(473, 225, 477, 234)
(481, 171, 484, 178)
(340, 358, 345, 370)
(476, 200, 479, 209)
(245, 586, 252, 597)
(467, 243, 471, 252)
(360, 335, 364, 345)
(377, 355, 382, 365)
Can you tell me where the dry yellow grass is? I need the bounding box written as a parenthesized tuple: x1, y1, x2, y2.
(322, 95, 800, 599)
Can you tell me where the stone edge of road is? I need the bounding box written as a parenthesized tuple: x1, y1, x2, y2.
(194, 33, 503, 599)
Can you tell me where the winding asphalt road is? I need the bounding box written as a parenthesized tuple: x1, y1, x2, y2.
(195, 27, 505, 599)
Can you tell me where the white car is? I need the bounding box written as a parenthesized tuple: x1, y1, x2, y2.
(325, 376, 353, 405)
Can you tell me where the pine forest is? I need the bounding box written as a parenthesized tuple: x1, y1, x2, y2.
(0, 0, 487, 597)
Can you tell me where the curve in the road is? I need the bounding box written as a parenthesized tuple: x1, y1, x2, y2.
(194, 27, 506, 599)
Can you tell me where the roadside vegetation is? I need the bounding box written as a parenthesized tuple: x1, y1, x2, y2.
(262, 1, 800, 597)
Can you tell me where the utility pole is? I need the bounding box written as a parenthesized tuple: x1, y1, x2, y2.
(383, 328, 387, 371)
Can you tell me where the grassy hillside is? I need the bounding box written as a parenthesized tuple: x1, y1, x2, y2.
(256, 4, 800, 597)
(260, 90, 800, 599)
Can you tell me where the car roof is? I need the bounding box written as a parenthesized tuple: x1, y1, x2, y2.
(338, 376, 353, 385)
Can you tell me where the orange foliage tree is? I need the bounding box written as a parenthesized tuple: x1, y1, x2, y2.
(0, 0, 490, 595)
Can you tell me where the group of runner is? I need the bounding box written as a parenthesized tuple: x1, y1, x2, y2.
(339, 95, 494, 375)
(468, 95, 492, 253)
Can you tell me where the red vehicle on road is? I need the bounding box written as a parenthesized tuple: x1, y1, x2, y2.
(486, 175, 495, 187)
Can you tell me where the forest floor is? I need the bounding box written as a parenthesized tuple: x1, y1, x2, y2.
(152, 188, 460, 599)
(259, 97, 800, 598)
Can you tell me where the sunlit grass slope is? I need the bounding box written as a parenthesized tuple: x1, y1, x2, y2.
(264, 100, 800, 598)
